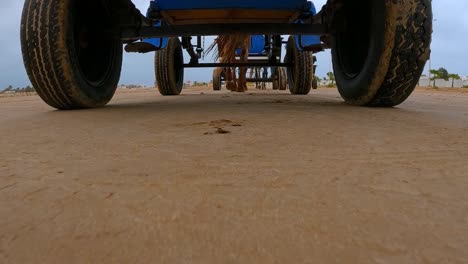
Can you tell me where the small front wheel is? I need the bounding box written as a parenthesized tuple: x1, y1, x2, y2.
(278, 68, 288, 90)
(273, 68, 288, 91)
(285, 37, 314, 95)
(312, 77, 318, 90)
(155, 38, 184, 96)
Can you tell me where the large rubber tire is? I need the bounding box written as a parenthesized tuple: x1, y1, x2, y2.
(20, 0, 123, 110)
(332, 0, 432, 107)
(285, 37, 314, 95)
(155, 38, 184, 96)
(213, 68, 222, 91)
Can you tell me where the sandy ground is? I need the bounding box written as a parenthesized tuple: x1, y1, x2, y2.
(1, 87, 467, 263)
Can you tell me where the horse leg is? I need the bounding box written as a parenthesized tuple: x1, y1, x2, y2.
(239, 48, 249, 92)
(225, 68, 235, 91)
(232, 67, 240, 92)
(239, 67, 247, 92)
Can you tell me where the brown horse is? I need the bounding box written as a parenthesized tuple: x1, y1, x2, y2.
(207, 35, 251, 92)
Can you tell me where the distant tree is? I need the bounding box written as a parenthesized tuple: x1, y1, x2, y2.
(326, 72, 335, 85)
(1, 85, 13, 93)
(430, 68, 449, 87)
(192, 81, 208, 86)
(439, 68, 449, 80)
(448, 73, 461, 88)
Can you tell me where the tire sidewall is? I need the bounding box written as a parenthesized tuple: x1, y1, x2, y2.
(286, 37, 298, 94)
(168, 38, 184, 94)
(272, 68, 279, 90)
(331, 0, 388, 103)
(64, 0, 122, 106)
(279, 67, 288, 90)
(155, 38, 184, 95)
(286, 36, 313, 95)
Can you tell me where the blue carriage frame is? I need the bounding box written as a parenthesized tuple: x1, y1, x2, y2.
(19, 0, 433, 109)
(124, 0, 325, 69)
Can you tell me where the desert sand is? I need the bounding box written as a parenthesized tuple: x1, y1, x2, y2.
(1, 87, 467, 263)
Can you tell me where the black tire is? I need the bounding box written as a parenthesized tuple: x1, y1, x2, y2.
(155, 38, 184, 96)
(272, 68, 288, 90)
(279, 68, 288, 90)
(312, 78, 318, 90)
(312, 62, 318, 90)
(332, 0, 432, 107)
(272, 68, 280, 90)
(213, 68, 222, 91)
(285, 37, 314, 95)
(20, 0, 123, 110)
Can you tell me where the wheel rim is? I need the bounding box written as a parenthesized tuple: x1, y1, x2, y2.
(334, 0, 373, 78)
(74, 0, 117, 87)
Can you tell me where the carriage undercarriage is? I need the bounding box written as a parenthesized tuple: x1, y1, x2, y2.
(20, 0, 432, 109)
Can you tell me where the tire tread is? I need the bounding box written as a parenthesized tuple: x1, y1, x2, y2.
(155, 38, 184, 96)
(368, 0, 432, 107)
(21, 0, 122, 110)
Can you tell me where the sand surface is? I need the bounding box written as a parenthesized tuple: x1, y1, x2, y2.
(1, 87, 467, 263)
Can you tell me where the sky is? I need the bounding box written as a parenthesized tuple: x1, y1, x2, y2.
(1, 0, 467, 89)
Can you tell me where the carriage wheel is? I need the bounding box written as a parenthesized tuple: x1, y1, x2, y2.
(285, 37, 314, 95)
(332, 0, 432, 107)
(272, 68, 287, 90)
(272, 68, 279, 90)
(155, 38, 184, 96)
(21, 0, 122, 109)
(312, 77, 318, 90)
(279, 68, 288, 90)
